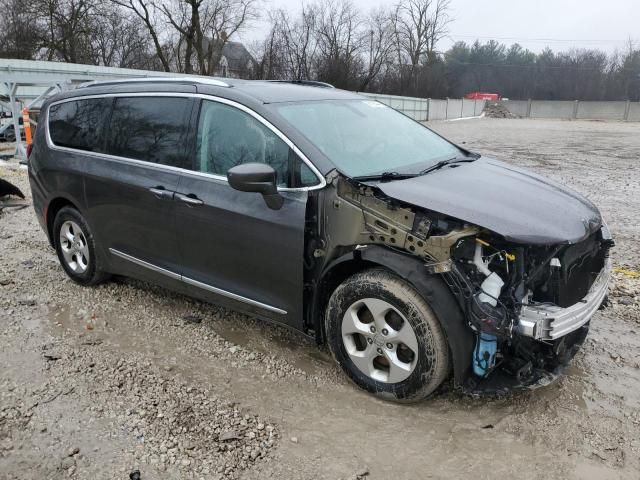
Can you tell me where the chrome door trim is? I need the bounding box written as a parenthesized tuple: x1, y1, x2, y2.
(182, 276, 287, 315)
(45, 92, 326, 191)
(109, 248, 287, 315)
(109, 248, 181, 281)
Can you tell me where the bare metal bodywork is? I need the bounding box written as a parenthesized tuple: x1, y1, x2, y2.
(306, 170, 611, 392)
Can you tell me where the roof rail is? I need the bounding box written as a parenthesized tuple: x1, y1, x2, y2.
(266, 80, 335, 89)
(79, 77, 231, 89)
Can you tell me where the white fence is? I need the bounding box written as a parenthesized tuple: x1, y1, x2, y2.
(499, 99, 640, 121)
(359, 92, 486, 122)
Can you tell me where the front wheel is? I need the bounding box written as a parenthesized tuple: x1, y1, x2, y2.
(325, 268, 450, 402)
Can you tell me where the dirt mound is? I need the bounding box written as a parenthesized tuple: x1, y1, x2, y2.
(484, 102, 519, 118)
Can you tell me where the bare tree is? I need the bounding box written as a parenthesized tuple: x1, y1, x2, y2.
(110, 0, 172, 71)
(392, 0, 451, 93)
(313, 0, 362, 88)
(8, 0, 640, 101)
(31, 0, 99, 63)
(92, 7, 160, 68)
(159, 0, 258, 75)
(0, 0, 43, 59)
(252, 22, 286, 79)
(271, 6, 318, 80)
(393, 0, 451, 66)
(359, 7, 395, 91)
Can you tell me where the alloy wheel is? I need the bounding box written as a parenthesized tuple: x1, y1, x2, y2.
(59, 220, 90, 273)
(341, 298, 419, 383)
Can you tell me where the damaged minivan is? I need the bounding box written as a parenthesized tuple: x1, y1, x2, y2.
(28, 78, 613, 401)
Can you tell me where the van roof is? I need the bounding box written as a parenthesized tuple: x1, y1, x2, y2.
(76, 77, 362, 104)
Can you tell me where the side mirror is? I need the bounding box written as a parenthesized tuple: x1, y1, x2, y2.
(227, 163, 284, 210)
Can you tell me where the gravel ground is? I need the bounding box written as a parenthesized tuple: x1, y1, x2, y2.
(1, 118, 639, 480)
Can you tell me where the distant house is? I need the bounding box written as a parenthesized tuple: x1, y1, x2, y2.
(203, 40, 256, 78)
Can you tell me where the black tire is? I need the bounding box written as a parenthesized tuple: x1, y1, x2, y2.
(325, 268, 450, 402)
(53, 206, 108, 286)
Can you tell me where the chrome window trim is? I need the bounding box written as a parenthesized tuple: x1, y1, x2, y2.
(46, 92, 326, 192)
(109, 248, 287, 315)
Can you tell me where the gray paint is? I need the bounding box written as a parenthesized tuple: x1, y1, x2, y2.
(376, 157, 601, 245)
(174, 174, 307, 326)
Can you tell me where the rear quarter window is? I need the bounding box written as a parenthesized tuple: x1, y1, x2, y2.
(48, 98, 112, 152)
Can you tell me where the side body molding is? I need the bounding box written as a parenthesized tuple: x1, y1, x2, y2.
(109, 248, 287, 315)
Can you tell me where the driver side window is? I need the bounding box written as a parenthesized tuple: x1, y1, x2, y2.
(196, 100, 317, 188)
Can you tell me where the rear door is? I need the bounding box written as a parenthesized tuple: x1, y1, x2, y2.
(82, 95, 194, 274)
(173, 98, 322, 327)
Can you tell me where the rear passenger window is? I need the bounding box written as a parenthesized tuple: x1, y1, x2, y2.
(49, 98, 111, 152)
(105, 97, 191, 168)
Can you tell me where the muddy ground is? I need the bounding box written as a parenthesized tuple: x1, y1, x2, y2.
(1, 118, 639, 480)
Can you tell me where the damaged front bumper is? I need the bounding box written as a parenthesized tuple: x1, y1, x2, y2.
(461, 251, 610, 395)
(462, 322, 589, 396)
(517, 258, 611, 340)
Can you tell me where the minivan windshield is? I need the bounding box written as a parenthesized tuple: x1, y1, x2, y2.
(274, 99, 462, 178)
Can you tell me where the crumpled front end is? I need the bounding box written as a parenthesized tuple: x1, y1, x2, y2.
(316, 172, 613, 394)
(445, 222, 613, 394)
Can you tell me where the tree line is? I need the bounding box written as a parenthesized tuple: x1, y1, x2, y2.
(1, 0, 639, 101)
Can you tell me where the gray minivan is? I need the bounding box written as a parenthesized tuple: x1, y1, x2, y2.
(28, 78, 612, 401)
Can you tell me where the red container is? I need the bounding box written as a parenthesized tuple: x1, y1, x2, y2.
(464, 92, 500, 101)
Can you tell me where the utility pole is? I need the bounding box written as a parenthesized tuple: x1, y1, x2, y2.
(369, 29, 374, 72)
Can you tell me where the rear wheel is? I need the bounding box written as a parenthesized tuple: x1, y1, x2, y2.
(325, 268, 450, 402)
(53, 207, 108, 286)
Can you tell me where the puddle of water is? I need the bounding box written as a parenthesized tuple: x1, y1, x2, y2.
(46, 303, 172, 360)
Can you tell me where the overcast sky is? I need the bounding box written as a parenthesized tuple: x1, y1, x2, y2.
(238, 0, 639, 54)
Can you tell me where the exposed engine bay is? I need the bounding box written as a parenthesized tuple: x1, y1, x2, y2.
(308, 172, 613, 393)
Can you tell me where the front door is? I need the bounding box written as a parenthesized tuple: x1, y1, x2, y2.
(173, 99, 320, 327)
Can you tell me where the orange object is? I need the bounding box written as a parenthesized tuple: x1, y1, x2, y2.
(22, 107, 32, 146)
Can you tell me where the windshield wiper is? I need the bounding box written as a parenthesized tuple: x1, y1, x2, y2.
(418, 156, 477, 176)
(352, 171, 419, 183)
(353, 156, 479, 183)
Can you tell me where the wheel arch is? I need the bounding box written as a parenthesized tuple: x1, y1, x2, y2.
(313, 245, 474, 386)
(45, 196, 81, 247)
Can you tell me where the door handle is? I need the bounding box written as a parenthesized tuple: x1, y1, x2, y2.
(175, 193, 204, 206)
(149, 186, 173, 199)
